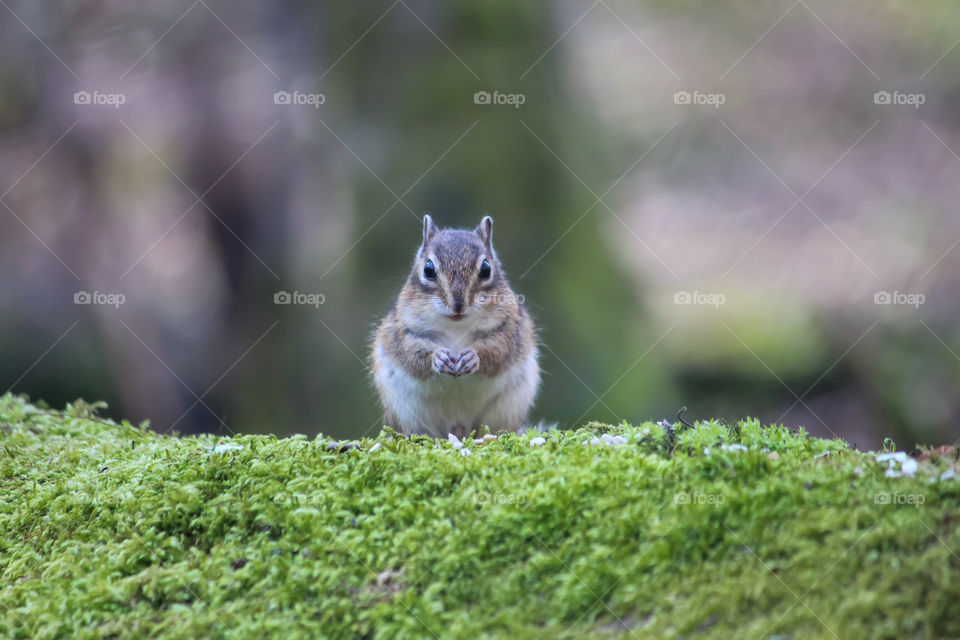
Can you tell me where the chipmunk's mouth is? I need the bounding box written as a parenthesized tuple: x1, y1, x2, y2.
(448, 313, 466, 322)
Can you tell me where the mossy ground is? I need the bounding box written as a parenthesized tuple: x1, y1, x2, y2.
(1, 393, 958, 639)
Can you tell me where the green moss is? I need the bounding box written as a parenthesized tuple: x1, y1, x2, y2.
(1, 394, 957, 639)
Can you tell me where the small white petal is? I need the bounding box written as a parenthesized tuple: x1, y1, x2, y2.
(474, 439, 484, 445)
(885, 468, 902, 478)
(448, 433, 463, 449)
(530, 436, 546, 447)
(704, 447, 711, 456)
(610, 435, 628, 446)
(901, 458, 918, 477)
(210, 442, 244, 453)
(460, 448, 472, 456)
(590, 437, 603, 447)
(482, 434, 498, 443)
(877, 452, 907, 463)
(368, 442, 382, 453)
(727, 444, 747, 452)
(940, 470, 955, 481)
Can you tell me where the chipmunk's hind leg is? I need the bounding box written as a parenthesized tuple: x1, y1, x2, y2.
(448, 423, 469, 440)
(381, 411, 401, 431)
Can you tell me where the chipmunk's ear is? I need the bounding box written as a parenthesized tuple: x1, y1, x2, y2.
(475, 216, 493, 252)
(421, 215, 438, 254)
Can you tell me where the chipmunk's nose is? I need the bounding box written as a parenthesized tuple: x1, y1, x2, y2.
(452, 293, 465, 314)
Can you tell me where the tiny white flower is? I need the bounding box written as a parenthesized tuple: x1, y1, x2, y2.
(589, 437, 603, 447)
(482, 434, 498, 443)
(725, 444, 747, 452)
(901, 458, 918, 477)
(940, 470, 955, 482)
(885, 468, 902, 478)
(448, 433, 463, 450)
(474, 439, 484, 445)
(610, 435, 628, 446)
(704, 447, 711, 456)
(368, 442, 382, 453)
(460, 448, 472, 457)
(530, 436, 546, 447)
(877, 452, 907, 463)
(209, 442, 243, 453)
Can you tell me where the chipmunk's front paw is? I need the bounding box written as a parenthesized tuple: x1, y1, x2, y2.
(454, 349, 479, 376)
(433, 348, 459, 376)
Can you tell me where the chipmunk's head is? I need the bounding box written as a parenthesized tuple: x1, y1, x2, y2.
(404, 215, 514, 326)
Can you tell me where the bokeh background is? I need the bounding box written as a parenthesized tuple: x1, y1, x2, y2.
(1, 1, 958, 448)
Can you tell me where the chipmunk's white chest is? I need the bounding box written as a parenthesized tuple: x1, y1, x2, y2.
(373, 340, 538, 437)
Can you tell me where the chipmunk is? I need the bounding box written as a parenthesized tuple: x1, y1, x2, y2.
(371, 215, 540, 438)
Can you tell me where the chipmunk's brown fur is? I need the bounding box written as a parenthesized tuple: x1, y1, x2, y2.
(371, 215, 540, 437)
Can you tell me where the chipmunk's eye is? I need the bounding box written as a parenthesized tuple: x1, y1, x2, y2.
(423, 260, 437, 280)
(478, 259, 491, 280)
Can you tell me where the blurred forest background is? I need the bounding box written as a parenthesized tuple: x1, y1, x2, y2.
(1, 1, 959, 448)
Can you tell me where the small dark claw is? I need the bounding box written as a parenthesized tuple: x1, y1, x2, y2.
(455, 349, 479, 376)
(433, 348, 460, 376)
